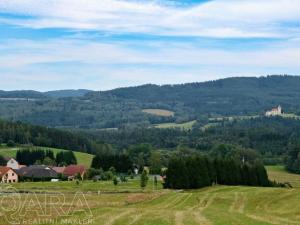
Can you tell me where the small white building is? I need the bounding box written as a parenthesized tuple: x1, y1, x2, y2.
(265, 105, 282, 117)
(7, 158, 25, 170)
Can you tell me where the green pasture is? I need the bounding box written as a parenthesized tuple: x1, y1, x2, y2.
(155, 120, 197, 130)
(0, 146, 94, 168)
(0, 166, 299, 225)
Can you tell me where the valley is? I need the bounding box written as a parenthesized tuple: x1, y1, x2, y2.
(2, 76, 300, 225)
(2, 0, 300, 224)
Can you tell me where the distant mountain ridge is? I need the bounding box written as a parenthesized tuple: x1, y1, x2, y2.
(44, 89, 92, 98)
(0, 90, 46, 99)
(1, 75, 300, 129)
(0, 89, 92, 99)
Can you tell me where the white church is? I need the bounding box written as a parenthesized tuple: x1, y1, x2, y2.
(265, 105, 282, 117)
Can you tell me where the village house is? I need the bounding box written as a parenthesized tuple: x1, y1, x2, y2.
(265, 105, 282, 117)
(6, 158, 26, 170)
(0, 166, 18, 183)
(16, 165, 58, 181)
(63, 165, 86, 180)
(52, 166, 66, 174)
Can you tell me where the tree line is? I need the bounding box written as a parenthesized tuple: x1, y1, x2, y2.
(165, 155, 271, 189)
(91, 154, 132, 173)
(0, 120, 93, 153)
(91, 117, 300, 173)
(16, 148, 77, 166)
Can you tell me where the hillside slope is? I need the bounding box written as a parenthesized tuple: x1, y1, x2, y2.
(0, 146, 94, 168)
(44, 89, 92, 98)
(1, 75, 300, 128)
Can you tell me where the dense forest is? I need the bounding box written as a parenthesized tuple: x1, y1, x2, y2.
(165, 155, 271, 189)
(3, 116, 300, 174)
(86, 117, 297, 154)
(1, 75, 300, 128)
(16, 149, 77, 166)
(0, 120, 93, 153)
(87, 117, 300, 174)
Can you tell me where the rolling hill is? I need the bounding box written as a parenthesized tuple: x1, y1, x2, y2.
(1, 75, 300, 128)
(44, 89, 92, 98)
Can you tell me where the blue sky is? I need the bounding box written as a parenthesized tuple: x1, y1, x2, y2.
(0, 0, 300, 91)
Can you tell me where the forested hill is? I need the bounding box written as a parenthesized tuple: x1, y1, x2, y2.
(0, 120, 94, 153)
(44, 89, 91, 98)
(0, 90, 46, 99)
(1, 75, 300, 128)
(88, 75, 300, 115)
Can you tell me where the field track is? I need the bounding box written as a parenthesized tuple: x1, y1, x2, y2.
(1, 166, 300, 225)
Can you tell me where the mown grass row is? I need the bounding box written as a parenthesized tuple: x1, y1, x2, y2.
(1, 165, 300, 225)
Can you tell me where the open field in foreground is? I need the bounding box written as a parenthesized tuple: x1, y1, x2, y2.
(0, 167, 300, 225)
(0, 146, 94, 168)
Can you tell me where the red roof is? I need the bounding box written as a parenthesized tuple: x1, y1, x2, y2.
(52, 167, 66, 174)
(0, 166, 13, 177)
(63, 165, 86, 177)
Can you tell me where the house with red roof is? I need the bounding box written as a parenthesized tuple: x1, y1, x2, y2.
(52, 166, 66, 174)
(63, 165, 86, 180)
(0, 166, 18, 183)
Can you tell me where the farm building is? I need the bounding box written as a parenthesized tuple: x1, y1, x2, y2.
(0, 166, 18, 183)
(52, 166, 66, 174)
(63, 165, 86, 180)
(17, 165, 58, 181)
(6, 158, 26, 170)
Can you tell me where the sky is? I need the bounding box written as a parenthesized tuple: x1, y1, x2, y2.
(0, 0, 300, 91)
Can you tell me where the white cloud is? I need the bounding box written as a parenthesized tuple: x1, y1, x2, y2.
(1, 37, 300, 68)
(0, 37, 300, 90)
(0, 0, 300, 90)
(0, 0, 300, 38)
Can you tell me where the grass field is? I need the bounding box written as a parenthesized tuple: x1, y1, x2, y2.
(155, 120, 197, 130)
(0, 146, 94, 168)
(142, 109, 175, 117)
(1, 166, 300, 225)
(267, 165, 300, 188)
(280, 113, 300, 119)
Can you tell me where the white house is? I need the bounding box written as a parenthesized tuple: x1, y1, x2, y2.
(7, 158, 25, 170)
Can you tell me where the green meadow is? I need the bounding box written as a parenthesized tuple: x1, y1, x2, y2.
(0, 166, 299, 225)
(155, 120, 197, 130)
